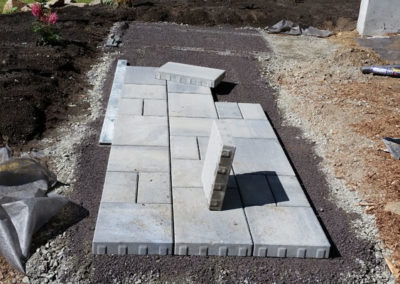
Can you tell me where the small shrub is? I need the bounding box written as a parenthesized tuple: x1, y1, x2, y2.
(31, 2, 60, 45)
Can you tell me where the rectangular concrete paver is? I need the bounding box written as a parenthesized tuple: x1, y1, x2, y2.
(167, 81, 212, 95)
(236, 174, 276, 207)
(99, 116, 117, 145)
(246, 206, 330, 258)
(156, 62, 225, 88)
(215, 102, 243, 119)
(197, 136, 209, 160)
(170, 117, 214, 137)
(137, 172, 171, 204)
(113, 115, 169, 147)
(170, 136, 199, 160)
(173, 186, 253, 256)
(101, 171, 138, 203)
(124, 66, 166, 86)
(144, 99, 167, 116)
(238, 103, 267, 120)
(218, 119, 276, 139)
(107, 146, 170, 173)
(168, 93, 217, 118)
(93, 202, 172, 255)
(118, 98, 143, 116)
(122, 84, 167, 100)
(171, 159, 203, 188)
(267, 175, 310, 207)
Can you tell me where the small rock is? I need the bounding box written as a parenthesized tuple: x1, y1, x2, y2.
(22, 276, 30, 284)
(2, 0, 24, 13)
(20, 5, 31, 11)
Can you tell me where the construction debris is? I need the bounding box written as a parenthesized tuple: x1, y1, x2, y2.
(382, 137, 400, 159)
(361, 65, 400, 77)
(266, 20, 332, 38)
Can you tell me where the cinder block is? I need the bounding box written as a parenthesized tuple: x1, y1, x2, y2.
(107, 146, 169, 173)
(93, 202, 172, 255)
(197, 136, 209, 160)
(137, 172, 171, 204)
(99, 116, 116, 145)
(113, 115, 169, 147)
(170, 136, 199, 160)
(236, 174, 275, 207)
(169, 117, 214, 137)
(266, 175, 310, 207)
(168, 93, 217, 118)
(173, 186, 252, 256)
(245, 206, 330, 258)
(238, 103, 267, 120)
(218, 119, 276, 139)
(101, 171, 138, 203)
(122, 84, 167, 100)
(215, 102, 243, 119)
(171, 159, 203, 188)
(124, 66, 166, 86)
(144, 99, 167, 116)
(232, 138, 295, 176)
(202, 121, 236, 211)
(118, 98, 143, 116)
(156, 62, 225, 88)
(167, 81, 212, 95)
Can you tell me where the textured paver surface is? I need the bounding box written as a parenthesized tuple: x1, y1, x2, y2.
(94, 61, 330, 258)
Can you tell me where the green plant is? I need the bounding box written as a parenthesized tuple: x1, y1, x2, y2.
(31, 2, 60, 45)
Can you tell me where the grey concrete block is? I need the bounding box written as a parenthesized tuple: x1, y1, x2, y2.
(101, 171, 138, 203)
(168, 93, 217, 118)
(245, 206, 330, 258)
(173, 186, 253, 256)
(232, 138, 295, 176)
(156, 62, 225, 88)
(93, 202, 172, 255)
(124, 66, 166, 86)
(137, 172, 171, 204)
(167, 81, 212, 95)
(267, 175, 310, 207)
(197, 136, 209, 160)
(202, 121, 236, 211)
(113, 115, 169, 147)
(218, 119, 275, 139)
(236, 174, 275, 207)
(107, 146, 170, 173)
(144, 99, 167, 116)
(238, 103, 267, 120)
(215, 102, 243, 119)
(122, 84, 167, 100)
(170, 136, 199, 160)
(99, 116, 116, 145)
(169, 117, 214, 137)
(118, 98, 143, 116)
(171, 159, 203, 188)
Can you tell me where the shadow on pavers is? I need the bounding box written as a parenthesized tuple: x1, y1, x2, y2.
(212, 81, 237, 99)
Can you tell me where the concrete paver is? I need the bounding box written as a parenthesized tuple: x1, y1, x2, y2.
(171, 159, 203, 188)
(267, 174, 310, 207)
(168, 93, 217, 118)
(215, 102, 243, 119)
(118, 98, 143, 116)
(170, 136, 199, 160)
(100, 171, 138, 203)
(218, 119, 276, 139)
(236, 174, 276, 207)
(238, 103, 267, 120)
(137, 172, 171, 204)
(169, 117, 214, 137)
(124, 66, 166, 86)
(144, 99, 167, 116)
(167, 81, 212, 95)
(197, 136, 209, 160)
(122, 84, 167, 100)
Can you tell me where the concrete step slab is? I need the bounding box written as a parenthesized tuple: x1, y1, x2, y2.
(170, 117, 214, 137)
(137, 172, 171, 204)
(118, 98, 143, 116)
(101, 171, 138, 203)
(156, 62, 225, 88)
(168, 93, 218, 118)
(144, 99, 167, 116)
(215, 102, 243, 119)
(170, 136, 199, 160)
(173, 186, 253, 256)
(124, 66, 166, 86)
(238, 103, 267, 120)
(218, 119, 276, 139)
(122, 84, 167, 100)
(171, 159, 203, 188)
(93, 202, 172, 255)
(113, 115, 169, 147)
(167, 81, 212, 95)
(107, 146, 170, 173)
(232, 138, 295, 176)
(267, 175, 310, 207)
(236, 174, 276, 207)
(246, 206, 330, 258)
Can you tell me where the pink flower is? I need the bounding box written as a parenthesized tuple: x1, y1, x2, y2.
(48, 12, 58, 25)
(31, 3, 41, 17)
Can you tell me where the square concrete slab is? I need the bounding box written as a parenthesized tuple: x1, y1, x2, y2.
(99, 116, 116, 145)
(173, 186, 253, 256)
(245, 206, 330, 258)
(168, 93, 217, 118)
(124, 66, 166, 86)
(238, 103, 267, 120)
(232, 138, 295, 176)
(197, 136, 209, 160)
(93, 202, 172, 255)
(107, 146, 169, 173)
(167, 81, 212, 95)
(169, 117, 214, 137)
(170, 136, 199, 160)
(267, 175, 310, 207)
(122, 84, 167, 100)
(218, 119, 275, 139)
(113, 115, 169, 147)
(156, 62, 225, 88)
(137, 172, 171, 204)
(171, 159, 203, 188)
(118, 98, 143, 116)
(215, 102, 243, 119)
(236, 174, 276, 207)
(144, 99, 167, 116)
(101, 171, 138, 203)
